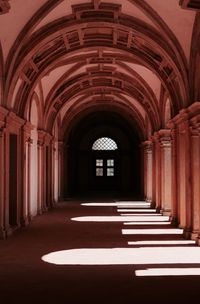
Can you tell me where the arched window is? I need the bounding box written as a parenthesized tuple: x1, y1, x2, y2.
(92, 137, 117, 177)
(92, 137, 118, 151)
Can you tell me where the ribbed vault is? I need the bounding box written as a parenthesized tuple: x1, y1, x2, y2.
(0, 0, 197, 140)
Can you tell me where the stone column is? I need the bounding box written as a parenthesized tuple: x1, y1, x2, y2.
(27, 137, 33, 221)
(171, 126, 178, 224)
(159, 130, 172, 216)
(37, 130, 47, 213)
(143, 141, 153, 203)
(0, 127, 6, 238)
(44, 133, 53, 209)
(177, 121, 187, 229)
(0, 106, 8, 238)
(58, 141, 65, 199)
(151, 137, 156, 208)
(3, 127, 10, 235)
(21, 122, 33, 226)
(5, 112, 24, 236)
(190, 124, 200, 241)
(50, 138, 56, 207)
(153, 133, 161, 211)
(37, 138, 43, 214)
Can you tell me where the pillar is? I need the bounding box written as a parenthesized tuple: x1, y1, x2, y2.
(177, 118, 192, 237)
(21, 122, 33, 226)
(190, 125, 200, 240)
(0, 107, 8, 238)
(5, 112, 24, 236)
(44, 133, 53, 208)
(58, 141, 65, 199)
(171, 126, 178, 224)
(0, 127, 6, 238)
(37, 130, 47, 212)
(152, 133, 161, 211)
(143, 141, 153, 202)
(159, 130, 172, 216)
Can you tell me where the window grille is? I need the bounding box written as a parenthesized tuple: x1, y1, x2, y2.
(92, 137, 118, 150)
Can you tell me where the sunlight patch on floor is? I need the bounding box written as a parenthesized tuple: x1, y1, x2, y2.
(122, 228, 183, 235)
(41, 247, 200, 266)
(70, 216, 170, 222)
(81, 202, 151, 208)
(120, 215, 169, 222)
(123, 221, 170, 225)
(117, 209, 156, 213)
(120, 213, 163, 217)
(128, 240, 196, 245)
(135, 268, 200, 276)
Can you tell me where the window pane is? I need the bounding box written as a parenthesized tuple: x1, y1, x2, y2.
(107, 159, 114, 167)
(92, 137, 118, 150)
(107, 168, 114, 176)
(96, 159, 103, 166)
(96, 168, 103, 176)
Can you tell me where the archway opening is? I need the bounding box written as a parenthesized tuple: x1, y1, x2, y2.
(64, 111, 143, 199)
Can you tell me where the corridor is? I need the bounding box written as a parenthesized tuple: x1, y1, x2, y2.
(1, 200, 200, 303)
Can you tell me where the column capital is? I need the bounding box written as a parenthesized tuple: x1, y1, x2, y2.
(142, 140, 153, 152)
(23, 121, 34, 133)
(6, 111, 25, 132)
(189, 114, 200, 135)
(152, 132, 159, 142)
(26, 137, 33, 145)
(0, 127, 5, 137)
(44, 133, 53, 145)
(37, 129, 46, 146)
(158, 130, 172, 147)
(0, 106, 8, 128)
(37, 139, 44, 147)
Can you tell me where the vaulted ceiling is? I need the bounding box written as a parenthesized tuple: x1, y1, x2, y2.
(0, 0, 198, 140)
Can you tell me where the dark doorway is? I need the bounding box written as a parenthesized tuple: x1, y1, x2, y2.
(64, 111, 143, 199)
(9, 134, 18, 226)
(92, 145, 119, 192)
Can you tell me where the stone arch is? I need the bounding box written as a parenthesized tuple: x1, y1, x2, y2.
(0, 42, 4, 106)
(5, 12, 188, 121)
(190, 14, 200, 101)
(163, 97, 172, 128)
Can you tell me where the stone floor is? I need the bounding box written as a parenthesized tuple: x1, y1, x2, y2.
(1, 199, 200, 304)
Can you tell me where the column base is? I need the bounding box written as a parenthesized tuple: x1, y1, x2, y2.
(156, 206, 161, 213)
(5, 225, 19, 237)
(20, 216, 30, 227)
(160, 208, 171, 216)
(183, 228, 192, 239)
(52, 200, 57, 207)
(0, 227, 7, 239)
(170, 216, 178, 226)
(28, 214, 33, 222)
(191, 231, 199, 241)
(150, 201, 156, 209)
(42, 205, 48, 212)
(196, 237, 200, 246)
(37, 208, 43, 215)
